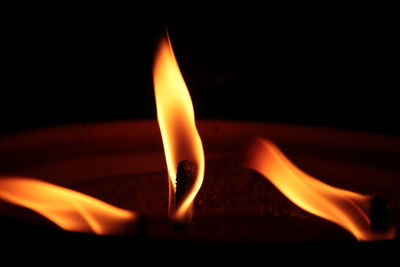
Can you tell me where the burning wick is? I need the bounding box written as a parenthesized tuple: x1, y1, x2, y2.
(175, 160, 196, 210)
(245, 138, 396, 241)
(153, 33, 205, 226)
(173, 160, 196, 231)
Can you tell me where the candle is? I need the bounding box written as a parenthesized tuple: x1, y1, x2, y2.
(1, 120, 399, 241)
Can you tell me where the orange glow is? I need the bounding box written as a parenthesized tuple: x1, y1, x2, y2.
(153, 35, 205, 221)
(246, 138, 395, 241)
(0, 177, 136, 235)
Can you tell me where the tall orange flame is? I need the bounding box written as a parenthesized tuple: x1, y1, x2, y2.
(153, 35, 205, 221)
(246, 138, 395, 241)
(0, 177, 136, 235)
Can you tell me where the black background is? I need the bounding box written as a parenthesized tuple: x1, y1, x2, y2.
(1, 5, 398, 136)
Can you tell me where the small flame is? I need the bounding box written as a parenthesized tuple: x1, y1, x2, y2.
(0, 177, 136, 235)
(246, 138, 395, 241)
(153, 35, 205, 221)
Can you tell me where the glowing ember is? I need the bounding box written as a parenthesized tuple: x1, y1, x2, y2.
(0, 177, 136, 235)
(245, 138, 396, 241)
(153, 34, 205, 221)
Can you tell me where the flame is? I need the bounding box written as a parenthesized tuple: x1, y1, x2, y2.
(0, 177, 136, 235)
(246, 138, 395, 241)
(153, 35, 205, 221)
